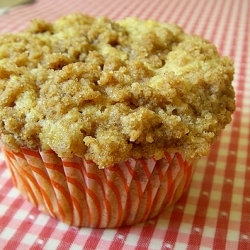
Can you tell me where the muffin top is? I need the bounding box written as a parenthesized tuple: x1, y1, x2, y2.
(0, 13, 235, 168)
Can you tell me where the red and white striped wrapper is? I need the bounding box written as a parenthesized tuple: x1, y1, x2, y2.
(1, 143, 194, 228)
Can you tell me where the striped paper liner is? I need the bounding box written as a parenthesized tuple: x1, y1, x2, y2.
(1, 142, 194, 228)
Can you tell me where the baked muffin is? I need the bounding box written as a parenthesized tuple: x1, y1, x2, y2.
(0, 13, 235, 227)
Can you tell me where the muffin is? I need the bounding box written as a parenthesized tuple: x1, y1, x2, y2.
(0, 13, 235, 228)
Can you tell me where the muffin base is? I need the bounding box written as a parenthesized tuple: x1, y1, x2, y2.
(1, 143, 195, 228)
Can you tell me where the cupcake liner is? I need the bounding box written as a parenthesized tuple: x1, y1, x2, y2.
(1, 142, 195, 228)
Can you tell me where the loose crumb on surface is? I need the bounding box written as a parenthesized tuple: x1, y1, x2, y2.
(0, 13, 235, 167)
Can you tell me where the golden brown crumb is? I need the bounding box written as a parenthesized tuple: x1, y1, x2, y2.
(0, 13, 235, 167)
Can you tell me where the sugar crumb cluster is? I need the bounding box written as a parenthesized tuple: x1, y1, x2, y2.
(0, 13, 235, 167)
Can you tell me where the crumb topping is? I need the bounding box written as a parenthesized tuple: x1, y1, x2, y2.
(0, 13, 235, 167)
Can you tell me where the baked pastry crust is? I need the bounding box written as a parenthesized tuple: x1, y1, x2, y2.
(0, 13, 235, 167)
